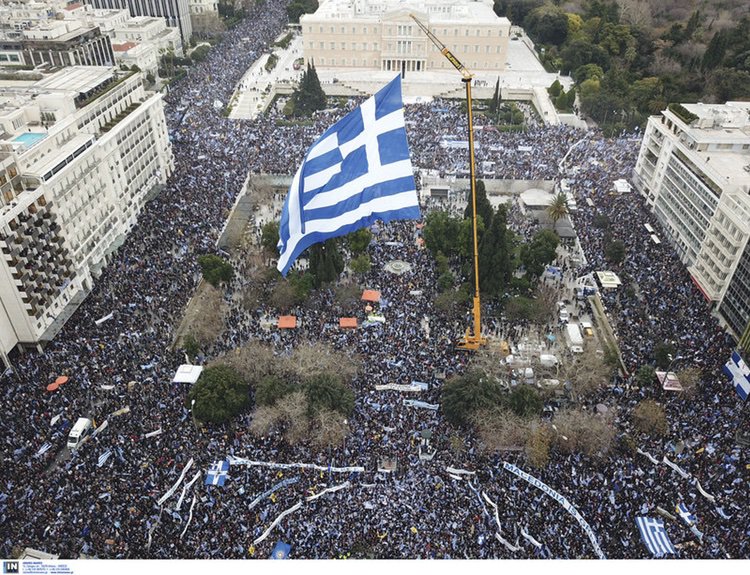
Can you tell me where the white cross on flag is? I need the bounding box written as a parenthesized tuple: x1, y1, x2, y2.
(205, 459, 229, 486)
(277, 75, 420, 275)
(723, 351, 750, 401)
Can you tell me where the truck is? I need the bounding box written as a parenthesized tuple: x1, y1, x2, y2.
(565, 323, 584, 353)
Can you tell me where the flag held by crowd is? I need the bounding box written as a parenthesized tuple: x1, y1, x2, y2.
(636, 517, 676, 557)
(277, 75, 420, 275)
(205, 459, 229, 486)
(97, 449, 112, 467)
(676, 502, 696, 526)
(270, 541, 291, 560)
(722, 350, 750, 401)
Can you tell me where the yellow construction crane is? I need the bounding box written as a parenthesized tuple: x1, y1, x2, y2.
(410, 13, 486, 350)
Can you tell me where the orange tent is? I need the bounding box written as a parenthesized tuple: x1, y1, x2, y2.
(54, 376, 69, 385)
(277, 315, 297, 329)
(339, 317, 358, 329)
(361, 290, 381, 303)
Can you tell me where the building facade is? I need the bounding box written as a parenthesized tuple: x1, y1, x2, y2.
(301, 0, 510, 75)
(0, 20, 115, 68)
(633, 101, 750, 342)
(0, 66, 173, 363)
(85, 0, 192, 44)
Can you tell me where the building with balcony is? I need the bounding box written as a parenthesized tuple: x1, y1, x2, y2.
(84, 0, 192, 44)
(0, 66, 173, 365)
(0, 18, 115, 68)
(633, 101, 750, 343)
(301, 0, 510, 76)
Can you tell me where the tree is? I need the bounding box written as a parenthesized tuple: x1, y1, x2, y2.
(574, 63, 604, 83)
(423, 211, 461, 258)
(292, 62, 327, 117)
(256, 375, 298, 407)
(635, 364, 656, 387)
(676, 366, 701, 397)
(304, 373, 354, 416)
(345, 229, 372, 255)
(562, 347, 614, 398)
(507, 385, 543, 418)
(437, 271, 454, 292)
(197, 254, 233, 287)
(593, 214, 610, 229)
(504, 296, 536, 322)
(489, 78, 500, 115)
(441, 370, 505, 426)
(261, 221, 280, 254)
(520, 229, 559, 279)
(187, 365, 250, 424)
(287, 0, 318, 23)
(632, 399, 668, 436)
(308, 238, 343, 287)
(525, 423, 552, 468)
(181, 334, 200, 359)
(604, 238, 626, 264)
(350, 253, 371, 275)
(653, 342, 676, 370)
(479, 205, 513, 297)
(548, 79, 563, 97)
(702, 30, 728, 72)
(464, 179, 494, 231)
(547, 192, 569, 225)
(524, 4, 569, 46)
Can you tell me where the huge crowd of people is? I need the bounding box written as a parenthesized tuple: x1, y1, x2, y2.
(1, 0, 747, 561)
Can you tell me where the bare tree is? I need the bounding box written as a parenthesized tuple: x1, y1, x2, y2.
(617, 0, 653, 28)
(277, 391, 309, 444)
(179, 283, 226, 348)
(525, 422, 553, 468)
(632, 399, 668, 436)
(676, 366, 702, 397)
(552, 409, 615, 457)
(474, 408, 528, 454)
(213, 341, 277, 385)
(249, 404, 282, 437)
(310, 409, 349, 448)
(560, 347, 613, 399)
(282, 342, 361, 384)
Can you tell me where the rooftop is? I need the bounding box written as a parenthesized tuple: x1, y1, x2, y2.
(34, 66, 115, 94)
(308, 0, 509, 24)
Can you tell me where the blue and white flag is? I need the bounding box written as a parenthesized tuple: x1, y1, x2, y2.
(277, 75, 420, 275)
(97, 449, 112, 467)
(636, 517, 676, 557)
(205, 459, 229, 486)
(676, 502, 696, 526)
(270, 541, 291, 560)
(34, 442, 52, 458)
(723, 351, 750, 401)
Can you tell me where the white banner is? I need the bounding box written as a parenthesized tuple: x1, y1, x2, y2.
(175, 470, 202, 511)
(248, 478, 299, 511)
(446, 467, 475, 476)
(695, 479, 716, 503)
(228, 456, 364, 473)
(374, 383, 423, 392)
(637, 447, 660, 465)
(496, 533, 521, 552)
(403, 399, 439, 410)
(253, 500, 303, 545)
(662, 456, 691, 479)
(503, 462, 606, 559)
(50, 413, 63, 427)
(180, 494, 197, 540)
(144, 428, 163, 439)
(92, 420, 108, 437)
(306, 481, 351, 502)
(520, 525, 542, 549)
(95, 312, 114, 325)
(157, 458, 194, 506)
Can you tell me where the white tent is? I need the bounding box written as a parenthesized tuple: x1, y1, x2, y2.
(172, 364, 204, 384)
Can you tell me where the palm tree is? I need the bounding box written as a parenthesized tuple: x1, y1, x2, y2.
(547, 192, 569, 230)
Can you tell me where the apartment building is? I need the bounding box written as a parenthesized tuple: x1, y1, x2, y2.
(301, 0, 511, 75)
(0, 66, 173, 365)
(85, 0, 192, 44)
(633, 101, 750, 342)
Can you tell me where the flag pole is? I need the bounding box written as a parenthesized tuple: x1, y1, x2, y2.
(411, 14, 486, 350)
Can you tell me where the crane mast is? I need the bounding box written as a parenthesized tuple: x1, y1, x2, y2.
(410, 13, 486, 350)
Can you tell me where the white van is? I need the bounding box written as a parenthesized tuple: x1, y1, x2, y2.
(67, 417, 92, 450)
(539, 354, 559, 368)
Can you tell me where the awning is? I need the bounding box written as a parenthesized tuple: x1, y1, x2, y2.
(339, 317, 357, 329)
(278, 315, 297, 329)
(46, 382, 60, 392)
(361, 290, 381, 302)
(172, 364, 204, 384)
(54, 376, 69, 385)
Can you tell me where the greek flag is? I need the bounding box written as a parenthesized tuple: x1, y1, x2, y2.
(97, 449, 112, 467)
(277, 75, 420, 275)
(636, 517, 676, 557)
(722, 350, 750, 401)
(676, 502, 696, 526)
(205, 459, 229, 486)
